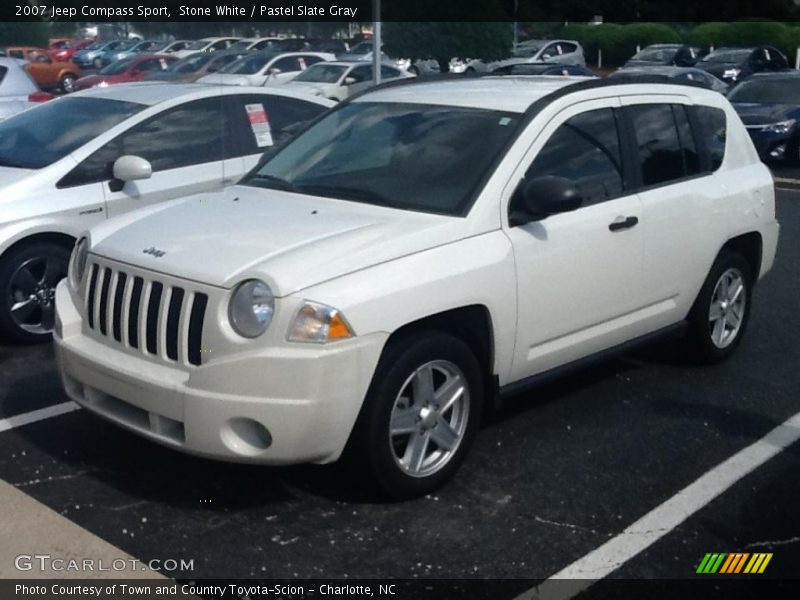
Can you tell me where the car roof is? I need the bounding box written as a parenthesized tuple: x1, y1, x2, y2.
(357, 77, 591, 112)
(64, 81, 335, 106)
(743, 70, 800, 79)
(357, 75, 714, 113)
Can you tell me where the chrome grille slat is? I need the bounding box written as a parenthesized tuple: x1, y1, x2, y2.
(84, 260, 208, 367)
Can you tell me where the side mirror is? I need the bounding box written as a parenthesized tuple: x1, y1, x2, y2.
(344, 76, 357, 85)
(109, 155, 152, 192)
(509, 175, 582, 226)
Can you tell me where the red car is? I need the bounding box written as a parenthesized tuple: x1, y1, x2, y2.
(74, 54, 177, 90)
(48, 38, 93, 62)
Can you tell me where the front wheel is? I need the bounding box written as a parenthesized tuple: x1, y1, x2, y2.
(345, 332, 484, 499)
(686, 250, 753, 364)
(0, 242, 70, 344)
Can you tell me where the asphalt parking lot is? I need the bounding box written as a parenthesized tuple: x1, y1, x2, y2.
(1, 175, 799, 596)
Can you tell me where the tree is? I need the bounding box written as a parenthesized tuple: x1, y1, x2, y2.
(384, 22, 513, 73)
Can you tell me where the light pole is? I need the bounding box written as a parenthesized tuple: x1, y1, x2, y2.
(372, 0, 381, 85)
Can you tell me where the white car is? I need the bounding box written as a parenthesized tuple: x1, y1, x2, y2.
(198, 51, 335, 86)
(285, 61, 412, 101)
(55, 77, 779, 499)
(171, 37, 240, 59)
(452, 39, 586, 73)
(0, 83, 333, 342)
(0, 57, 49, 120)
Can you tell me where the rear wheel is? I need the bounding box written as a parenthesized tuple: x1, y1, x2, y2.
(345, 332, 483, 499)
(686, 250, 753, 364)
(93, 57, 103, 69)
(0, 242, 70, 344)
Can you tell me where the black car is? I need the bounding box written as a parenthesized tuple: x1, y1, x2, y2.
(611, 66, 729, 93)
(623, 44, 704, 68)
(491, 63, 596, 77)
(728, 72, 800, 163)
(696, 46, 788, 86)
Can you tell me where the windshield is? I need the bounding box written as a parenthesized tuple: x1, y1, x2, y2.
(295, 64, 347, 83)
(0, 98, 143, 169)
(168, 53, 215, 73)
(137, 41, 164, 52)
(220, 53, 275, 74)
(185, 39, 212, 50)
(115, 40, 138, 51)
(701, 49, 751, 63)
(729, 79, 800, 104)
(630, 46, 678, 62)
(228, 40, 254, 50)
(84, 42, 104, 51)
(243, 102, 521, 216)
(348, 42, 373, 55)
(99, 57, 136, 75)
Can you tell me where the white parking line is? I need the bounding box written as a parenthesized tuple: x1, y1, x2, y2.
(0, 401, 80, 433)
(516, 410, 800, 600)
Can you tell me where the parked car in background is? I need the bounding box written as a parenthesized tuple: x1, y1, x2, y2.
(728, 72, 800, 163)
(198, 51, 334, 86)
(452, 39, 586, 73)
(0, 82, 333, 342)
(0, 57, 52, 120)
(52, 77, 778, 499)
(491, 63, 597, 77)
(159, 40, 192, 54)
(339, 41, 440, 76)
(72, 40, 126, 69)
(20, 51, 82, 93)
(95, 39, 140, 68)
(611, 66, 728, 93)
(48, 39, 92, 63)
(696, 46, 789, 86)
(103, 39, 171, 64)
(145, 50, 249, 83)
(3, 46, 49, 63)
(286, 61, 412, 101)
(75, 54, 177, 91)
(171, 37, 240, 59)
(228, 37, 286, 52)
(622, 44, 705, 68)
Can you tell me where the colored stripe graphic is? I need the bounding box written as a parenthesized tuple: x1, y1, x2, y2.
(699, 552, 773, 574)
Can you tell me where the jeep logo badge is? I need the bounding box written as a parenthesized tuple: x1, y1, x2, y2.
(142, 247, 166, 258)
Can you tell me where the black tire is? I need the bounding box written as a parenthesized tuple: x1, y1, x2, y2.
(0, 242, 71, 344)
(60, 73, 77, 93)
(93, 57, 103, 69)
(408, 65, 420, 76)
(686, 250, 753, 364)
(345, 331, 484, 500)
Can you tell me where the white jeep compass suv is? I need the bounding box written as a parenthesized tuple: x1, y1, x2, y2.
(54, 76, 780, 499)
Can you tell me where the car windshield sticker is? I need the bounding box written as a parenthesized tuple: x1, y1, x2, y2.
(245, 103, 273, 147)
(499, 117, 512, 126)
(298, 57, 307, 69)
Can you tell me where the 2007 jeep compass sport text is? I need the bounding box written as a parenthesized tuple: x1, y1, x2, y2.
(54, 76, 779, 499)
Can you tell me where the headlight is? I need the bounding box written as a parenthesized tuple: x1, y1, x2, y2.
(764, 119, 796, 134)
(288, 301, 354, 344)
(68, 237, 89, 289)
(228, 279, 275, 338)
(723, 68, 741, 80)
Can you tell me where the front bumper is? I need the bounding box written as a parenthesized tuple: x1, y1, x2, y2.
(54, 280, 387, 465)
(745, 128, 796, 162)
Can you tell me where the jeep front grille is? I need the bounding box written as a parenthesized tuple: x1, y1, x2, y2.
(84, 263, 208, 366)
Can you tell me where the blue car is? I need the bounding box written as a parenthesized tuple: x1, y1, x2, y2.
(95, 39, 140, 68)
(102, 39, 168, 66)
(729, 71, 800, 163)
(72, 40, 125, 69)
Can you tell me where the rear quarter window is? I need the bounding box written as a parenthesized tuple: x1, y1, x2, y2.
(695, 106, 727, 171)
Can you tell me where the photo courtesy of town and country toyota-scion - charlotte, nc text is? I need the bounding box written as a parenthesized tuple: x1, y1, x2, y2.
(15, 583, 396, 597)
(16, 3, 360, 18)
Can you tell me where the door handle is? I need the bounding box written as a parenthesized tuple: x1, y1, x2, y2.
(608, 215, 639, 232)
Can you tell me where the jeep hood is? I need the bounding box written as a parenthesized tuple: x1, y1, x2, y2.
(90, 186, 475, 296)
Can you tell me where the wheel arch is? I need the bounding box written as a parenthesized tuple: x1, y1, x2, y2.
(720, 231, 763, 281)
(1, 232, 76, 263)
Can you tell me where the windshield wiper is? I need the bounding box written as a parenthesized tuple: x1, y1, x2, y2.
(0, 157, 31, 169)
(294, 183, 396, 207)
(243, 173, 297, 192)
